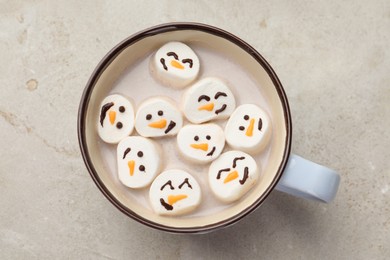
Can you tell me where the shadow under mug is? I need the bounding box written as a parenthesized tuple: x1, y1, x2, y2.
(78, 22, 340, 233)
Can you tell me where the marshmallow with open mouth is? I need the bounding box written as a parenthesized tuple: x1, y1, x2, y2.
(208, 151, 259, 202)
(149, 169, 201, 216)
(182, 77, 236, 124)
(135, 97, 183, 137)
(177, 123, 225, 163)
(97, 94, 135, 144)
(117, 136, 162, 189)
(225, 104, 272, 154)
(150, 42, 200, 89)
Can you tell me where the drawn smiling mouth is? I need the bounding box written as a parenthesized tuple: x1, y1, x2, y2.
(164, 120, 176, 134)
(207, 146, 216, 156)
(160, 198, 173, 210)
(215, 104, 227, 115)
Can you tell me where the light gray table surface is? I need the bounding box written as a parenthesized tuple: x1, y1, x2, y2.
(1, 1, 389, 259)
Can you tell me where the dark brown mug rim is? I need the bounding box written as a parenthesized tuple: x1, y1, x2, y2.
(77, 22, 292, 233)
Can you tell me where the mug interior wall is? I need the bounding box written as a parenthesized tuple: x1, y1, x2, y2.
(84, 29, 289, 229)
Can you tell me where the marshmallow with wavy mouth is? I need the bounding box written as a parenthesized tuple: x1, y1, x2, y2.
(97, 94, 135, 144)
(150, 42, 200, 89)
(117, 136, 162, 189)
(208, 151, 259, 202)
(149, 169, 201, 216)
(135, 97, 183, 137)
(182, 77, 236, 124)
(177, 123, 225, 164)
(225, 104, 272, 154)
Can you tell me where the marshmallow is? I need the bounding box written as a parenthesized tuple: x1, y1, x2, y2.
(177, 123, 225, 164)
(149, 169, 201, 216)
(150, 42, 200, 89)
(224, 104, 272, 154)
(97, 94, 135, 144)
(208, 151, 259, 202)
(117, 136, 162, 189)
(182, 77, 236, 124)
(135, 97, 183, 138)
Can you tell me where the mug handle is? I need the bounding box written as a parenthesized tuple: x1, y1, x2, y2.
(275, 154, 340, 203)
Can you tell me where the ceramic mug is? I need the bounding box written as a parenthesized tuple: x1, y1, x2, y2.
(78, 23, 340, 233)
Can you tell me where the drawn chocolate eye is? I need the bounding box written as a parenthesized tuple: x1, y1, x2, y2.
(206, 135, 211, 140)
(123, 147, 131, 159)
(198, 95, 210, 102)
(214, 92, 227, 99)
(139, 165, 145, 172)
(194, 136, 199, 141)
(178, 178, 192, 189)
(161, 180, 174, 191)
(137, 151, 143, 157)
(182, 58, 193, 68)
(244, 115, 249, 120)
(158, 110, 163, 116)
(232, 156, 245, 168)
(239, 126, 245, 131)
(116, 122, 123, 129)
(167, 52, 179, 60)
(146, 114, 152, 120)
(119, 106, 125, 113)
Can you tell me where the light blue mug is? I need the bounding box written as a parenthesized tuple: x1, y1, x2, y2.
(78, 22, 340, 233)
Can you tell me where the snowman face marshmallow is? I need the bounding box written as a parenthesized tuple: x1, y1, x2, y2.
(182, 77, 236, 124)
(117, 136, 162, 188)
(225, 104, 272, 154)
(151, 42, 200, 89)
(149, 169, 201, 216)
(177, 123, 225, 164)
(135, 97, 183, 137)
(97, 94, 134, 144)
(209, 151, 259, 202)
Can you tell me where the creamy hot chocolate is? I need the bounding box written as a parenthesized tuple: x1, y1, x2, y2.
(97, 42, 273, 218)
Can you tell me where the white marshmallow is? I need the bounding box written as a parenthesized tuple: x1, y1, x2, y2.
(149, 169, 201, 216)
(225, 104, 272, 154)
(182, 77, 236, 124)
(208, 151, 259, 202)
(117, 136, 162, 189)
(177, 123, 225, 164)
(135, 97, 183, 137)
(150, 42, 200, 89)
(97, 94, 135, 144)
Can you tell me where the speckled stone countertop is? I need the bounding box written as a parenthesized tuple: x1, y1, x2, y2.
(1, 1, 389, 259)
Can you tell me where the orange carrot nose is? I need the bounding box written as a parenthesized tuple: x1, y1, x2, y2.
(168, 194, 188, 205)
(148, 119, 167, 129)
(245, 118, 255, 137)
(190, 143, 209, 151)
(224, 170, 239, 183)
(128, 160, 135, 176)
(109, 110, 116, 125)
(171, 60, 184, 70)
(198, 102, 214, 111)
